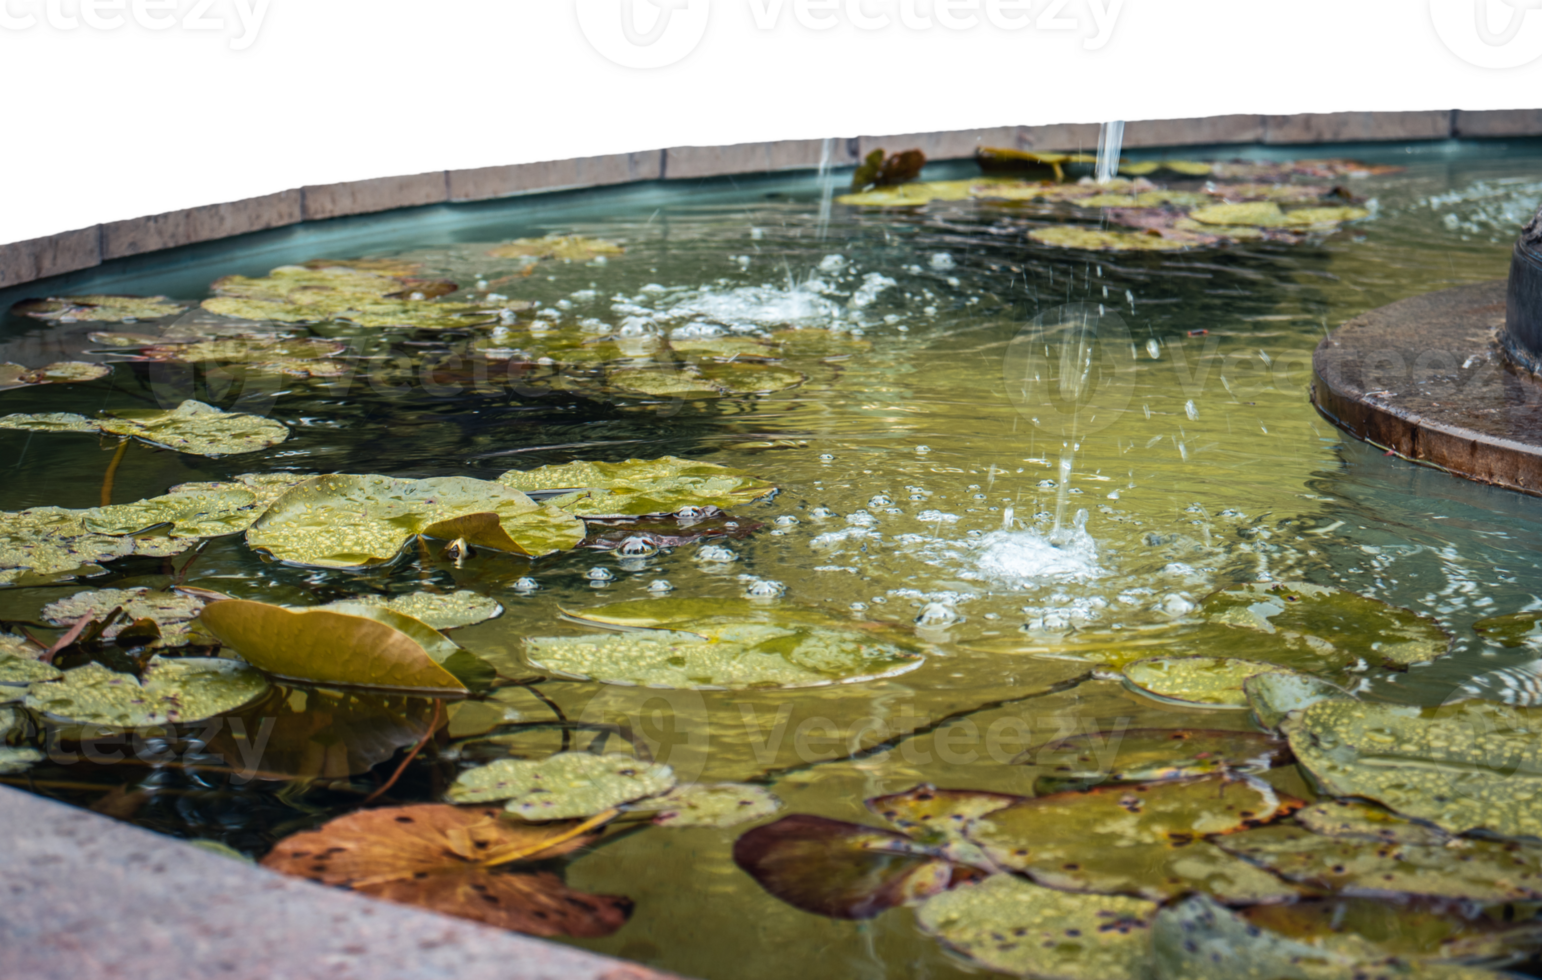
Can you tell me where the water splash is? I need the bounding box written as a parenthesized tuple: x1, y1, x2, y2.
(1095, 121, 1125, 184)
(973, 509, 1103, 586)
(816, 137, 837, 240)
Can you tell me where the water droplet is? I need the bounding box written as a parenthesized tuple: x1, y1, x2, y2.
(775, 515, 801, 526)
(1146, 338, 1161, 360)
(648, 579, 675, 593)
(811, 507, 837, 520)
(513, 577, 540, 593)
(915, 445, 931, 454)
(744, 579, 787, 598)
(819, 454, 835, 462)
(1037, 480, 1058, 490)
(613, 536, 660, 559)
(868, 494, 893, 509)
(585, 567, 615, 582)
(1185, 400, 1199, 421)
(915, 602, 964, 628)
(696, 545, 737, 563)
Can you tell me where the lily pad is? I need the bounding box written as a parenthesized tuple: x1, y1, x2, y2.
(1029, 226, 1191, 252)
(1285, 699, 1542, 839)
(1204, 582, 1450, 669)
(698, 362, 805, 394)
(204, 265, 484, 330)
(133, 339, 350, 378)
(1295, 799, 1451, 846)
(24, 657, 268, 727)
(966, 776, 1303, 902)
(0, 413, 101, 434)
(447, 752, 676, 819)
(1473, 611, 1542, 647)
(1215, 823, 1542, 902)
(866, 785, 1022, 867)
(0, 506, 135, 582)
(525, 619, 923, 691)
(732, 814, 956, 919)
(497, 456, 776, 518)
(11, 295, 184, 322)
(488, 236, 624, 262)
(261, 804, 632, 937)
(1245, 671, 1355, 730)
(1124, 657, 1297, 709)
(335, 591, 503, 630)
(1030, 728, 1293, 791)
(1285, 206, 1370, 226)
(606, 368, 722, 398)
(85, 488, 262, 540)
(98, 400, 289, 456)
(247, 474, 586, 568)
(41, 588, 206, 643)
(0, 746, 44, 773)
(624, 782, 782, 828)
(916, 874, 1158, 980)
(0, 653, 62, 685)
(1238, 896, 1542, 966)
(0, 361, 110, 391)
(197, 598, 488, 694)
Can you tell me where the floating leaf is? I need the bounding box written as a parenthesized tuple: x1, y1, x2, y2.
(0, 652, 62, 685)
(837, 179, 1009, 207)
(1120, 160, 1214, 177)
(698, 362, 805, 394)
(85, 488, 261, 540)
(1473, 611, 1542, 647)
(1187, 202, 1296, 227)
(1204, 582, 1449, 669)
(1286, 699, 1542, 839)
(1029, 226, 1191, 252)
(1245, 671, 1355, 730)
(11, 295, 184, 322)
(669, 336, 780, 360)
(624, 782, 782, 828)
(866, 785, 1021, 867)
(247, 474, 585, 568)
(497, 456, 776, 518)
(0, 506, 135, 582)
(41, 588, 206, 643)
(261, 804, 632, 938)
(203, 265, 484, 331)
(447, 752, 676, 819)
(0, 747, 45, 773)
(966, 776, 1303, 902)
(1030, 728, 1293, 791)
(1216, 823, 1542, 902)
(732, 814, 956, 919)
(196, 599, 483, 693)
(606, 368, 722, 398)
(97, 400, 290, 456)
(488, 236, 624, 262)
(1285, 206, 1370, 226)
(917, 874, 1158, 980)
(24, 657, 268, 727)
(1238, 897, 1542, 966)
(1295, 799, 1451, 846)
(0, 361, 110, 392)
(1124, 657, 1297, 709)
(132, 338, 350, 378)
(0, 413, 101, 434)
(334, 591, 503, 630)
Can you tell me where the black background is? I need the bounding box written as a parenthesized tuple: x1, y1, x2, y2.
(0, 0, 1523, 238)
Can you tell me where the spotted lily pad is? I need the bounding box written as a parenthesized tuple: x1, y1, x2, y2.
(488, 236, 624, 262)
(1245, 671, 1355, 730)
(86, 488, 262, 541)
(1188, 202, 1298, 227)
(624, 782, 782, 828)
(525, 619, 923, 691)
(41, 588, 206, 643)
(1124, 657, 1297, 709)
(1203, 582, 1450, 669)
(204, 265, 484, 330)
(1472, 611, 1542, 647)
(916, 875, 1158, 980)
(497, 456, 776, 518)
(334, 591, 503, 630)
(24, 657, 268, 727)
(1029, 226, 1191, 252)
(1030, 728, 1293, 792)
(866, 786, 1022, 867)
(1237, 897, 1542, 966)
(133, 339, 349, 378)
(97, 400, 290, 456)
(1295, 799, 1450, 846)
(1285, 699, 1542, 839)
(966, 776, 1303, 902)
(197, 598, 488, 694)
(1215, 823, 1542, 901)
(447, 752, 675, 819)
(0, 413, 101, 434)
(247, 474, 586, 568)
(0, 653, 62, 686)
(11, 295, 184, 322)
(0, 361, 110, 391)
(0, 506, 136, 582)
(0, 746, 44, 773)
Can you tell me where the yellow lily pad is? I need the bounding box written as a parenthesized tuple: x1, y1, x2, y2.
(334, 590, 503, 630)
(1124, 656, 1298, 709)
(99, 400, 289, 456)
(11, 295, 184, 322)
(497, 456, 775, 518)
(488, 236, 624, 262)
(1204, 582, 1450, 669)
(1028, 226, 1191, 252)
(624, 782, 783, 828)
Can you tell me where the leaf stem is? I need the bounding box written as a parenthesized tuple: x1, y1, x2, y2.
(479, 808, 620, 869)
(100, 437, 130, 507)
(361, 698, 441, 806)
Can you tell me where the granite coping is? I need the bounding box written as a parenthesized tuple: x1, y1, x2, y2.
(0, 785, 679, 980)
(6, 109, 1542, 291)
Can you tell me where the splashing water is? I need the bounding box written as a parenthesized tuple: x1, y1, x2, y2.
(972, 509, 1103, 586)
(815, 136, 837, 241)
(1095, 120, 1125, 184)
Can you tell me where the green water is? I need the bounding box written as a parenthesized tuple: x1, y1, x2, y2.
(3, 139, 1542, 978)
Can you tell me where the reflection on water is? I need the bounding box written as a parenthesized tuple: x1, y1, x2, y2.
(3, 141, 1542, 978)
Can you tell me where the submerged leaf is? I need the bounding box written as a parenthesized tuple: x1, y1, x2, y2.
(625, 782, 782, 828)
(1285, 699, 1542, 839)
(208, 687, 439, 780)
(1203, 582, 1450, 669)
(261, 804, 632, 937)
(1238, 896, 1542, 967)
(0, 746, 44, 773)
(447, 752, 676, 819)
(247, 474, 585, 568)
(917, 875, 1158, 980)
(866, 785, 1022, 867)
(1030, 728, 1292, 791)
(98, 400, 289, 456)
(732, 814, 956, 919)
(488, 236, 624, 262)
(498, 456, 775, 518)
(24, 657, 268, 727)
(1124, 656, 1296, 709)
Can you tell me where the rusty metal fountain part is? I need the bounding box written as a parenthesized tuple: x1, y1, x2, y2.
(1312, 204, 1542, 496)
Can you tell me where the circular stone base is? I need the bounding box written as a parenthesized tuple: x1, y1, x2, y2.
(1312, 280, 1542, 497)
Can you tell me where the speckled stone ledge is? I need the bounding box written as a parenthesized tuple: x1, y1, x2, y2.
(0, 786, 678, 980)
(7, 109, 1542, 290)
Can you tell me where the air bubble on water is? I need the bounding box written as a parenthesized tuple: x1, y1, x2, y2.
(676, 506, 709, 521)
(1161, 594, 1196, 617)
(1038, 480, 1057, 490)
(811, 506, 837, 520)
(930, 253, 956, 271)
(1185, 400, 1199, 421)
(819, 255, 847, 272)
(916, 510, 959, 523)
(846, 511, 878, 527)
(1107, 490, 1120, 500)
(586, 567, 615, 582)
(910, 493, 928, 501)
(696, 545, 737, 563)
(648, 579, 675, 593)
(744, 578, 787, 598)
(775, 515, 801, 526)
(915, 445, 931, 454)
(613, 536, 660, 559)
(1146, 339, 1161, 360)
(868, 494, 893, 509)
(915, 602, 964, 628)
(1163, 562, 1196, 577)
(972, 521, 1102, 587)
(513, 577, 541, 594)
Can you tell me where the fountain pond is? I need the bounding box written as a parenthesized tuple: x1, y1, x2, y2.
(4, 138, 1542, 979)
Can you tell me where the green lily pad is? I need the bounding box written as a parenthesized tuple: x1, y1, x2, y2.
(169, 473, 315, 511)
(1473, 611, 1542, 647)
(24, 657, 268, 727)
(1285, 699, 1542, 839)
(732, 814, 957, 919)
(0, 653, 62, 686)
(1188, 202, 1296, 227)
(525, 618, 923, 691)
(11, 295, 184, 322)
(204, 266, 483, 331)
(1029, 226, 1191, 251)
(335, 591, 503, 630)
(0, 361, 110, 391)
(1215, 823, 1542, 901)
(0, 506, 135, 582)
(247, 474, 585, 568)
(498, 456, 776, 518)
(966, 776, 1303, 902)
(916, 875, 1158, 980)
(1203, 582, 1450, 670)
(447, 752, 675, 819)
(488, 236, 624, 262)
(1245, 671, 1356, 730)
(836, 179, 986, 207)
(1295, 799, 1450, 846)
(41, 588, 207, 643)
(196, 598, 485, 694)
(134, 339, 350, 378)
(1030, 728, 1293, 791)
(607, 368, 721, 398)
(1285, 206, 1370, 226)
(86, 488, 261, 540)
(1238, 896, 1542, 966)
(624, 782, 782, 828)
(866, 785, 1021, 867)
(669, 337, 780, 360)
(0, 413, 101, 434)
(0, 747, 45, 773)
(98, 400, 289, 457)
(1124, 657, 1297, 709)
